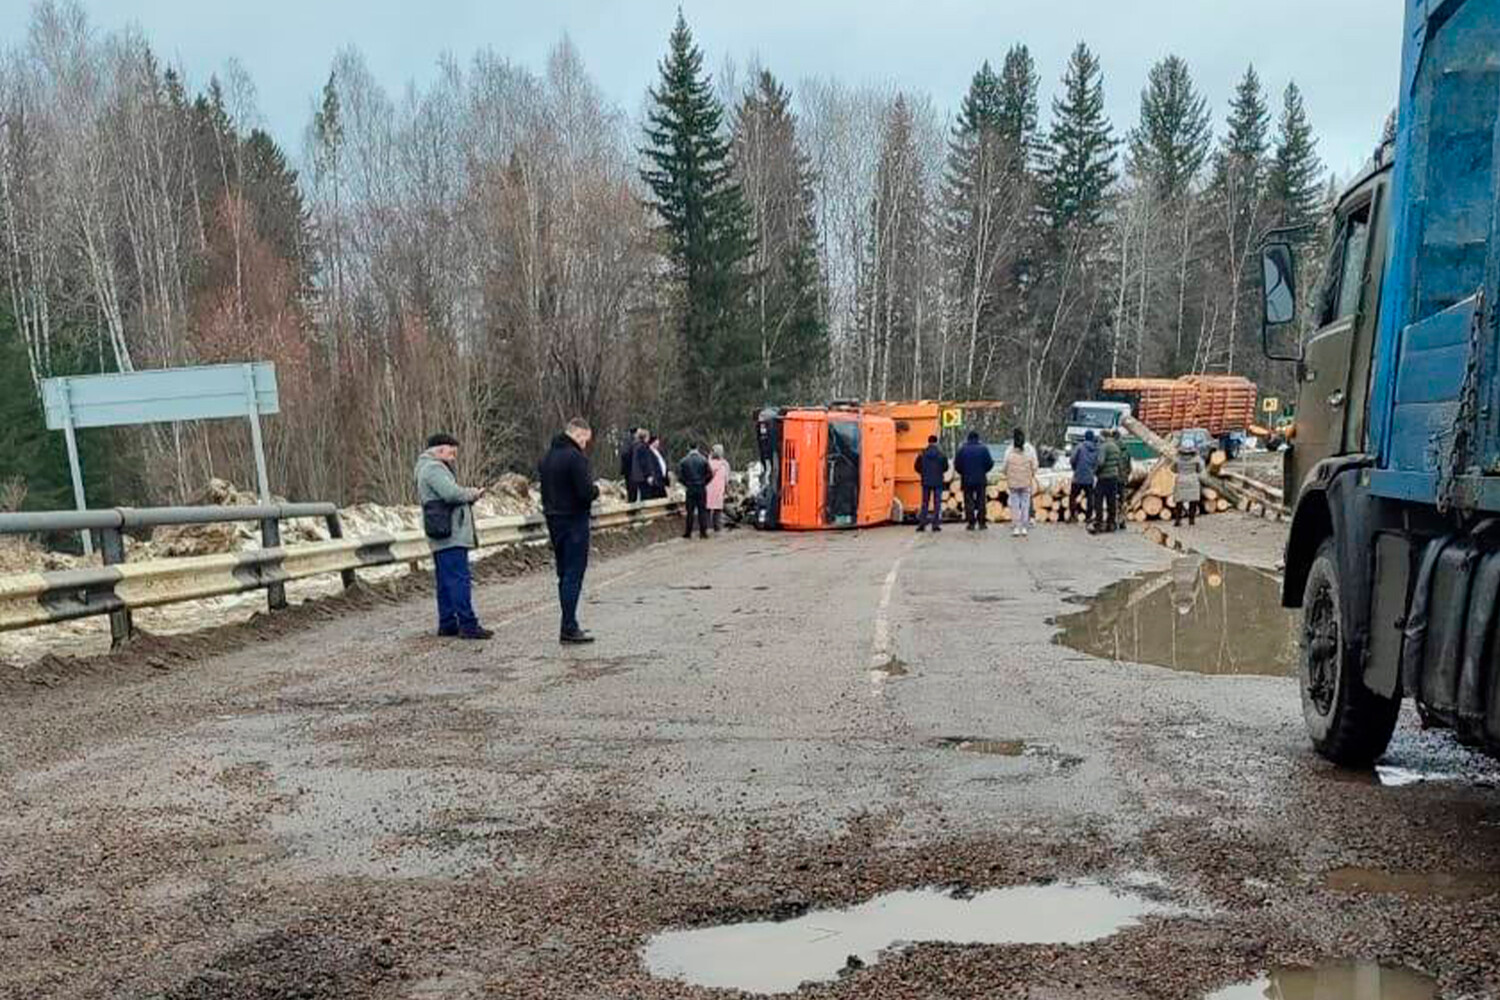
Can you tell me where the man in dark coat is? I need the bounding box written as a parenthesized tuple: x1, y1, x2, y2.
(620, 427, 645, 503)
(678, 444, 713, 540)
(635, 434, 667, 499)
(540, 417, 600, 644)
(914, 435, 950, 533)
(1067, 430, 1101, 524)
(953, 431, 995, 530)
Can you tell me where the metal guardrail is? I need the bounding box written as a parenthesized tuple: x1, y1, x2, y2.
(0, 499, 678, 646)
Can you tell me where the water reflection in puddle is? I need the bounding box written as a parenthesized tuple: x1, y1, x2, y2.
(1206, 962, 1436, 999)
(1053, 556, 1298, 676)
(642, 881, 1172, 994)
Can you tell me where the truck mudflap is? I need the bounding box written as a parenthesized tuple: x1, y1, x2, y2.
(1398, 522, 1500, 746)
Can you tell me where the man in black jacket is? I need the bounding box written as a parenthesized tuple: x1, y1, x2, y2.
(953, 431, 995, 530)
(914, 435, 949, 533)
(540, 418, 600, 644)
(678, 444, 712, 540)
(634, 433, 667, 499)
(622, 427, 648, 503)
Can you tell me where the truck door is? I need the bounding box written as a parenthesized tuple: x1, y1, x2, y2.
(1291, 193, 1377, 492)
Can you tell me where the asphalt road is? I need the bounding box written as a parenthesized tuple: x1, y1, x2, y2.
(3, 519, 1500, 999)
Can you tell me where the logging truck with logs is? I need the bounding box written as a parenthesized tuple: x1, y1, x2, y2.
(1262, 0, 1500, 765)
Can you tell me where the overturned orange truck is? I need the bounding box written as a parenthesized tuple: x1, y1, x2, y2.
(752, 401, 1005, 530)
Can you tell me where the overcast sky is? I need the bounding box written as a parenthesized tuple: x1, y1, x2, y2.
(3, 1, 1402, 182)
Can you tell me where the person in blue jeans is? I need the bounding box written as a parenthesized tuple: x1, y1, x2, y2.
(914, 435, 950, 533)
(539, 418, 600, 644)
(415, 434, 492, 639)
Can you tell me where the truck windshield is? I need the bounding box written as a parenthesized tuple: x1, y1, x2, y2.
(826, 421, 860, 525)
(1069, 407, 1118, 429)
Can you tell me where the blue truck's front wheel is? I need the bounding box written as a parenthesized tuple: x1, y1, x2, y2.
(1301, 540, 1401, 766)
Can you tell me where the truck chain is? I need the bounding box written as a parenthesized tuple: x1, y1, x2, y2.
(1437, 290, 1486, 517)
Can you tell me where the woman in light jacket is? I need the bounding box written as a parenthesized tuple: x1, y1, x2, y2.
(1003, 428, 1039, 538)
(706, 445, 731, 532)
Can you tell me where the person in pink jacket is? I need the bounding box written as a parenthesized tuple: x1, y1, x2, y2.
(706, 444, 731, 532)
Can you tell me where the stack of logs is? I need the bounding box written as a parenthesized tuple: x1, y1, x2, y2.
(1121, 450, 1235, 523)
(934, 466, 1232, 524)
(934, 443, 1280, 524)
(937, 471, 1086, 523)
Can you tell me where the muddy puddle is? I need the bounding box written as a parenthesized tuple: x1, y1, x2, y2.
(1324, 866, 1500, 899)
(1053, 555, 1298, 676)
(642, 880, 1172, 994)
(1206, 961, 1436, 999)
(927, 736, 1082, 768)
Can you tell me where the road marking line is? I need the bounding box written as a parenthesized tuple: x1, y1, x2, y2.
(870, 556, 903, 677)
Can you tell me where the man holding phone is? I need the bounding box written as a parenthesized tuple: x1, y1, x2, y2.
(415, 433, 492, 639)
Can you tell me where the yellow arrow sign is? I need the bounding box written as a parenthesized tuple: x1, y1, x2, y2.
(941, 407, 963, 429)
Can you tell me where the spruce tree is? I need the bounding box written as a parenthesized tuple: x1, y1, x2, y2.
(943, 59, 1030, 395)
(1268, 82, 1324, 236)
(1041, 43, 1118, 233)
(641, 14, 754, 432)
(730, 70, 827, 399)
(1207, 66, 1273, 376)
(1222, 66, 1271, 167)
(1128, 55, 1212, 200)
(996, 45, 1040, 171)
(943, 61, 1004, 226)
(0, 309, 116, 512)
(242, 129, 315, 292)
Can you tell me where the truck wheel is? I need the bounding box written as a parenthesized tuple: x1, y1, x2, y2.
(1300, 540, 1400, 766)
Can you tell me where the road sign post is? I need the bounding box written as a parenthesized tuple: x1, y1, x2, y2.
(59, 380, 93, 556)
(42, 363, 281, 556)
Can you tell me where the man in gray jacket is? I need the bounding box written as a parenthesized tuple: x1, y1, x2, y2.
(415, 433, 492, 639)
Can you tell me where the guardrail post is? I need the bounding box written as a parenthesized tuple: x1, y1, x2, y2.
(98, 527, 133, 647)
(325, 514, 357, 589)
(261, 517, 287, 610)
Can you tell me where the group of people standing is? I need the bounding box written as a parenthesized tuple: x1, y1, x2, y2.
(910, 425, 1151, 537)
(416, 421, 738, 649)
(414, 420, 601, 645)
(1066, 428, 1130, 532)
(619, 429, 730, 540)
(916, 429, 1046, 537)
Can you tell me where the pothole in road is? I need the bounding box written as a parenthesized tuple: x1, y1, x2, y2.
(642, 880, 1173, 994)
(1205, 962, 1436, 999)
(1053, 555, 1298, 676)
(927, 736, 1082, 768)
(1323, 866, 1500, 899)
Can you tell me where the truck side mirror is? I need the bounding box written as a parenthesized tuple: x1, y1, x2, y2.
(1260, 242, 1301, 361)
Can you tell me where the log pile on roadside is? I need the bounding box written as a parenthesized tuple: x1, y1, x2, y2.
(1119, 413, 1288, 521)
(931, 461, 1239, 525)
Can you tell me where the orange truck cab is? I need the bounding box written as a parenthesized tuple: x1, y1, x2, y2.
(753, 405, 896, 530)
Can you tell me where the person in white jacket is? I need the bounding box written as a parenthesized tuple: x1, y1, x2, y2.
(1002, 428, 1039, 537)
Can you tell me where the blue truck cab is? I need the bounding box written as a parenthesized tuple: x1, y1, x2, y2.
(1263, 0, 1500, 764)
